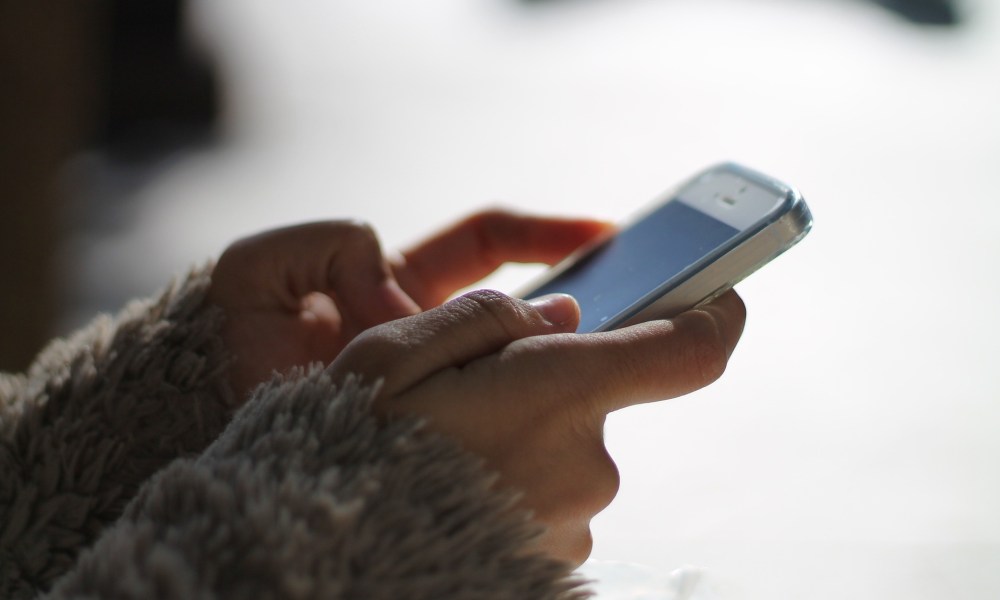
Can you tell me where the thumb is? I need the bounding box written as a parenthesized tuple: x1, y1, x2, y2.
(328, 290, 580, 398)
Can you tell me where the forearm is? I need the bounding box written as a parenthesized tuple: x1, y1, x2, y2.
(0, 265, 235, 597)
(45, 369, 587, 599)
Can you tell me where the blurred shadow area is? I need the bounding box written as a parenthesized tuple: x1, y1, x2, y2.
(871, 0, 962, 25)
(95, 0, 219, 161)
(0, 0, 219, 370)
(517, 0, 963, 27)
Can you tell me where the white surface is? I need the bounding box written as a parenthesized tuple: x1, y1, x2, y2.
(580, 560, 723, 599)
(79, 0, 1000, 597)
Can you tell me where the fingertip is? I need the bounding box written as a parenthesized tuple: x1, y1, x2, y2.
(691, 289, 746, 359)
(716, 288, 746, 317)
(582, 219, 617, 237)
(527, 293, 580, 330)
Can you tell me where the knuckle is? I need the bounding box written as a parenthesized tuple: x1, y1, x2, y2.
(464, 209, 518, 265)
(593, 446, 621, 510)
(539, 524, 593, 567)
(548, 425, 621, 518)
(466, 207, 514, 228)
(334, 323, 404, 373)
(217, 233, 263, 267)
(334, 219, 380, 246)
(322, 220, 389, 285)
(576, 442, 620, 515)
(566, 528, 594, 567)
(213, 244, 242, 275)
(458, 289, 529, 335)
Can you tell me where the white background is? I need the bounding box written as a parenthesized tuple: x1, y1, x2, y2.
(71, 0, 1000, 597)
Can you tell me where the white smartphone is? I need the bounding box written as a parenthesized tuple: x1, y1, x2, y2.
(517, 163, 813, 332)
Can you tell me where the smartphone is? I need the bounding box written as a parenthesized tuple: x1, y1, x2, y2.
(517, 163, 813, 333)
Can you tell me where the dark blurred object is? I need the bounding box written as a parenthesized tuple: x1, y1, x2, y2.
(0, 2, 102, 371)
(0, 0, 219, 371)
(518, 0, 962, 27)
(872, 0, 960, 25)
(95, 0, 220, 161)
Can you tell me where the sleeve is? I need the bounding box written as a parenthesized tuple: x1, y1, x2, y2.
(43, 369, 590, 600)
(0, 265, 236, 599)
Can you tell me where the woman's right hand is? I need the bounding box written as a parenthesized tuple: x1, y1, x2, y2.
(328, 288, 746, 566)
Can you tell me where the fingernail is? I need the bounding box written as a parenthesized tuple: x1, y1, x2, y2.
(528, 294, 579, 327)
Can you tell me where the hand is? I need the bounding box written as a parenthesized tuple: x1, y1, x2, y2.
(208, 211, 612, 401)
(328, 288, 746, 566)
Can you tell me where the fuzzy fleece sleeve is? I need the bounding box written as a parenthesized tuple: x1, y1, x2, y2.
(44, 369, 589, 600)
(0, 266, 235, 598)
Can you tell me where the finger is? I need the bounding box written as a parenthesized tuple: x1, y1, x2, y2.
(529, 441, 620, 527)
(393, 209, 614, 308)
(536, 524, 594, 569)
(690, 289, 746, 359)
(216, 221, 420, 328)
(501, 290, 747, 415)
(328, 290, 581, 398)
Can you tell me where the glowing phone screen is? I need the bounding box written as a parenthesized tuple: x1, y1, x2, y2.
(524, 200, 740, 332)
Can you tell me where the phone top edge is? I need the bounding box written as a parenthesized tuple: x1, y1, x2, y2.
(711, 162, 793, 196)
(679, 163, 795, 229)
(714, 162, 806, 208)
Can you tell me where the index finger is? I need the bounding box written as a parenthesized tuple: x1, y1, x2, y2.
(393, 209, 613, 309)
(510, 290, 747, 415)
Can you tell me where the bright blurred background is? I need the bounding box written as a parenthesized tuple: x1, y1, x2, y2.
(3, 0, 998, 597)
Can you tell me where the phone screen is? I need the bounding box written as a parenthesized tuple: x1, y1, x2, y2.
(524, 199, 740, 332)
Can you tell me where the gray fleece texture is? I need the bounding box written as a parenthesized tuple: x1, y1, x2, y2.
(0, 266, 588, 599)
